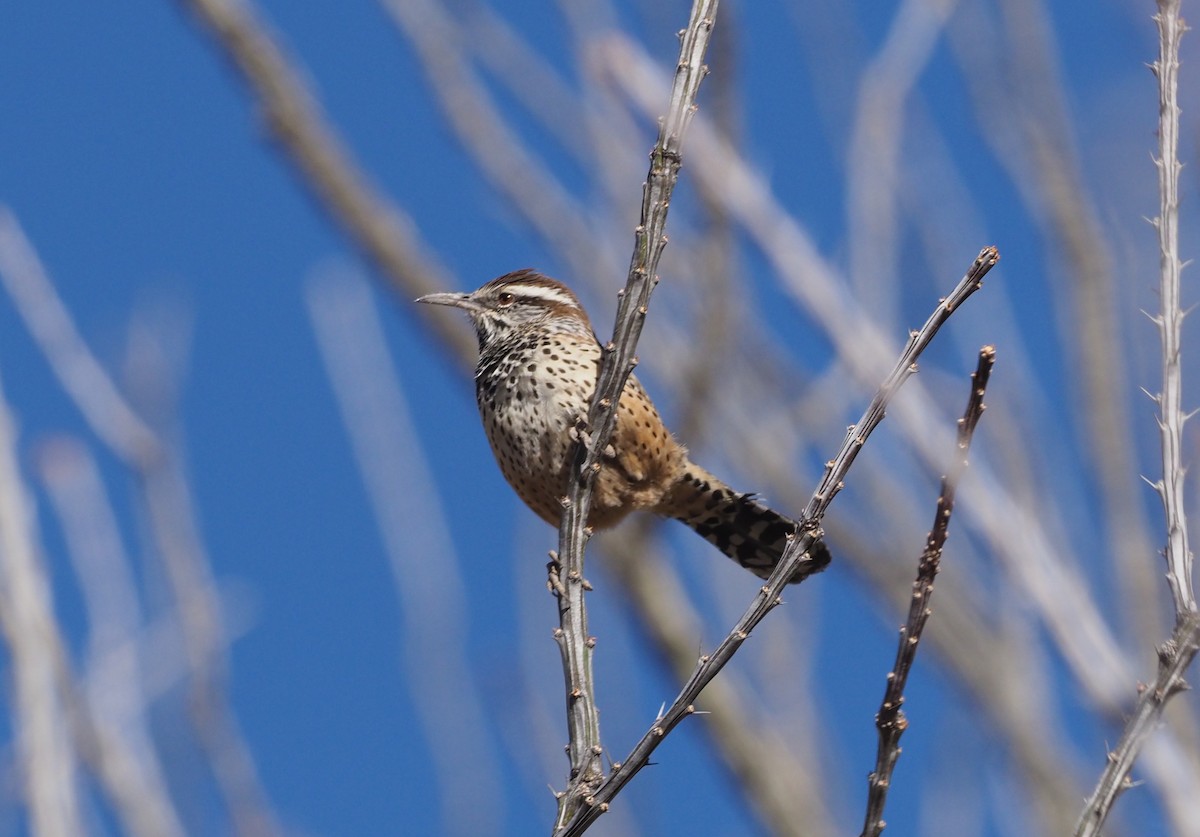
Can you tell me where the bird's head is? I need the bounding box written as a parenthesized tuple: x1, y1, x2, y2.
(417, 269, 593, 349)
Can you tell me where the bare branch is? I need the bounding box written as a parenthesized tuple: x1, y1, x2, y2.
(1149, 0, 1194, 618)
(861, 346, 995, 837)
(604, 528, 838, 837)
(559, 247, 997, 836)
(1075, 4, 1197, 833)
(551, 3, 720, 827)
(1075, 613, 1200, 836)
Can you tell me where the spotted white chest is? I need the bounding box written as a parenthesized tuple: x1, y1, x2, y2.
(474, 329, 602, 524)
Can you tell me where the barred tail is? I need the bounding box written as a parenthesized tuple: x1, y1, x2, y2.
(658, 464, 831, 582)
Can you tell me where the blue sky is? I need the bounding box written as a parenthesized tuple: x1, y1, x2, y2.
(0, 1, 1195, 835)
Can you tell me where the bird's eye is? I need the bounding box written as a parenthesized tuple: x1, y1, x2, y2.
(497, 292, 516, 307)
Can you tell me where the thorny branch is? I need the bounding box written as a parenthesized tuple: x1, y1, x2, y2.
(1075, 4, 1197, 833)
(860, 346, 996, 837)
(1147, 0, 1194, 619)
(550, 2, 720, 829)
(558, 247, 998, 836)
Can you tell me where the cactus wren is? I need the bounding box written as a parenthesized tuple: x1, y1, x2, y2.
(417, 269, 830, 580)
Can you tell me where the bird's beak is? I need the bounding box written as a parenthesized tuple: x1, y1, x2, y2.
(415, 291, 477, 311)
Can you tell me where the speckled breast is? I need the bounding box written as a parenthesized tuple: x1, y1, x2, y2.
(474, 330, 603, 525)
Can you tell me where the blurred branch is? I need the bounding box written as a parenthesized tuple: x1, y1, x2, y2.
(306, 268, 505, 835)
(672, 11, 739, 449)
(383, 0, 609, 286)
(605, 42, 1140, 714)
(468, 6, 592, 156)
(952, 0, 1160, 648)
(861, 346, 995, 837)
(0, 427, 191, 837)
(561, 248, 995, 836)
(173, 0, 474, 364)
(0, 371, 83, 837)
(0, 211, 279, 837)
(551, 3, 720, 827)
(845, 0, 959, 316)
(0, 207, 160, 467)
(37, 439, 186, 837)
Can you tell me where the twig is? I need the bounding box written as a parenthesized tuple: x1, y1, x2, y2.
(1147, 0, 1194, 618)
(604, 528, 838, 837)
(558, 247, 997, 836)
(550, 3, 720, 828)
(860, 346, 995, 837)
(1074, 613, 1200, 836)
(1076, 4, 1196, 833)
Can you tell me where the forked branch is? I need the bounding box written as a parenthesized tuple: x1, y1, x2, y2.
(558, 246, 998, 836)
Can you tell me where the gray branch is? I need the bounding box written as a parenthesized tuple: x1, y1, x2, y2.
(1075, 613, 1200, 835)
(558, 247, 997, 836)
(1147, 0, 1194, 618)
(551, 2, 720, 828)
(1075, 3, 1197, 832)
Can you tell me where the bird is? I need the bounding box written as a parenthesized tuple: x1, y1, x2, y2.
(416, 269, 830, 581)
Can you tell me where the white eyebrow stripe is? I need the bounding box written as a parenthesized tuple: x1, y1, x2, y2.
(508, 283, 580, 308)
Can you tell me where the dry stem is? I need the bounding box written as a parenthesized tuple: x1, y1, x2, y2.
(557, 247, 997, 836)
(551, 3, 720, 828)
(1147, 0, 1194, 618)
(1076, 3, 1197, 832)
(860, 346, 995, 837)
